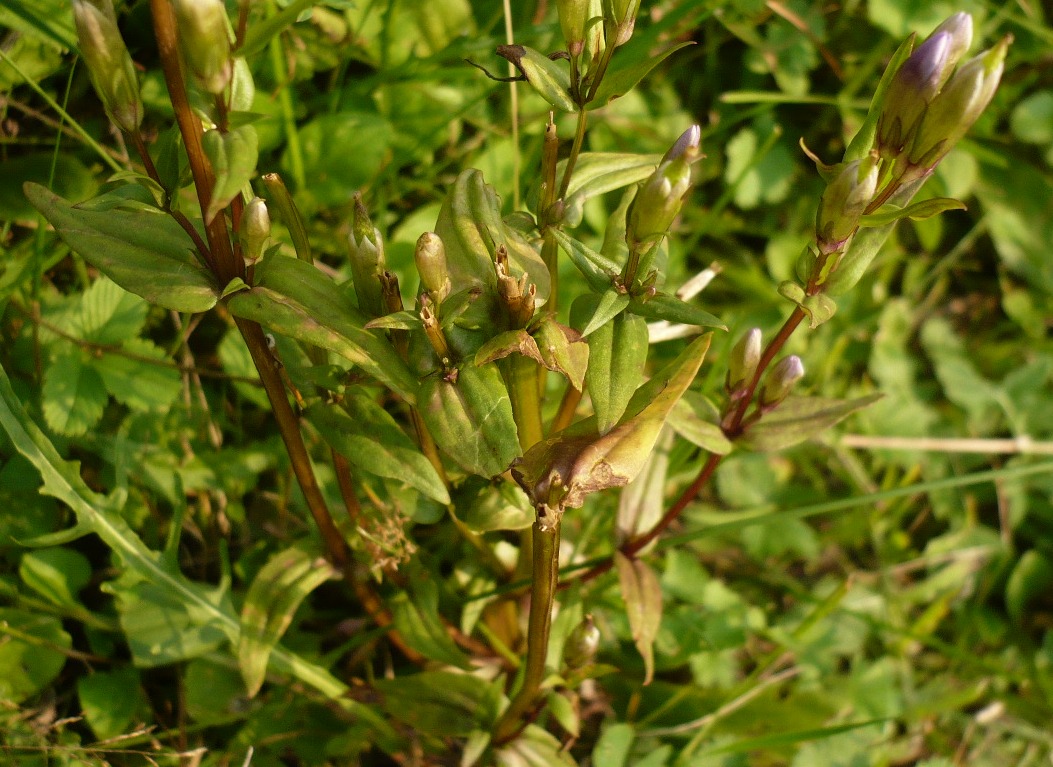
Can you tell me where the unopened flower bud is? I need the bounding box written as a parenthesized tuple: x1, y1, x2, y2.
(72, 0, 142, 134)
(563, 614, 601, 670)
(348, 194, 386, 318)
(240, 197, 270, 264)
(760, 355, 804, 408)
(877, 14, 972, 157)
(557, 0, 589, 57)
(909, 36, 1010, 168)
(414, 231, 451, 303)
(628, 125, 701, 242)
(603, 0, 641, 46)
(815, 154, 879, 255)
(727, 328, 762, 394)
(172, 0, 233, 94)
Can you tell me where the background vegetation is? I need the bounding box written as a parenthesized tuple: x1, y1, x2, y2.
(1, 0, 1052, 765)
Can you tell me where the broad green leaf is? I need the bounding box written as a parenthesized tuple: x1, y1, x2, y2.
(24, 183, 219, 313)
(185, 657, 249, 725)
(18, 547, 92, 608)
(551, 228, 619, 292)
(590, 41, 694, 109)
(860, 197, 966, 227)
(288, 111, 390, 211)
(435, 169, 550, 307)
(373, 671, 501, 737)
(0, 0, 76, 50)
(494, 724, 577, 766)
(73, 276, 148, 344)
(227, 256, 417, 402)
(1006, 550, 1053, 625)
(628, 293, 725, 330)
(737, 393, 883, 452)
(585, 309, 648, 434)
(1010, 91, 1053, 144)
(668, 392, 732, 455)
(418, 362, 521, 478)
(463, 479, 534, 533)
(96, 338, 182, 412)
(42, 348, 107, 436)
(202, 125, 259, 223)
(239, 541, 338, 697)
(0, 363, 398, 747)
(0, 608, 71, 703)
(497, 44, 575, 112)
(562, 153, 662, 211)
(547, 690, 580, 737)
(614, 553, 662, 685)
(533, 318, 589, 392)
(591, 721, 635, 767)
(78, 667, 143, 741)
(389, 577, 472, 668)
(0, 154, 95, 221)
(306, 395, 450, 505)
(515, 334, 711, 509)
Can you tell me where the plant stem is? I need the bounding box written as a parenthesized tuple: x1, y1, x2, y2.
(507, 354, 544, 451)
(557, 108, 589, 200)
(493, 507, 562, 744)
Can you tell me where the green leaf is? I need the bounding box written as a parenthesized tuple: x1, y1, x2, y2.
(584, 308, 648, 434)
(777, 281, 838, 329)
(202, 125, 259, 223)
(1006, 550, 1053, 625)
(571, 288, 631, 338)
(184, 657, 249, 725)
(668, 392, 732, 455)
(238, 540, 338, 697)
(374, 671, 501, 737)
(42, 348, 107, 436)
(306, 395, 450, 505)
(614, 553, 662, 685)
(418, 362, 521, 478)
(1010, 91, 1053, 144)
(96, 338, 182, 412)
(74, 276, 148, 344)
(462, 479, 534, 533)
(860, 197, 966, 227)
(495, 724, 577, 766)
(551, 228, 619, 292)
(238, 0, 314, 58)
(0, 0, 76, 50)
(591, 721, 635, 767)
(590, 41, 694, 109)
(0, 362, 398, 747)
(390, 577, 472, 668)
(628, 293, 725, 330)
(24, 183, 219, 313)
(78, 667, 143, 741)
(227, 256, 417, 402)
(288, 111, 390, 211)
(18, 547, 92, 608)
(533, 318, 589, 392)
(737, 393, 883, 452)
(0, 608, 71, 703)
(562, 153, 663, 211)
(0, 154, 95, 221)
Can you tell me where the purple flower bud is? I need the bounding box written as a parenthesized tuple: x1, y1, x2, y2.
(909, 36, 1010, 168)
(760, 355, 804, 407)
(815, 154, 879, 255)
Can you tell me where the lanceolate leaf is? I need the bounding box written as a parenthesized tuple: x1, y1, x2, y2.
(628, 293, 725, 330)
(238, 541, 338, 697)
(589, 41, 694, 109)
(585, 310, 649, 435)
(389, 577, 472, 669)
(737, 393, 883, 452)
(551, 229, 619, 292)
(202, 125, 259, 223)
(614, 553, 662, 685)
(24, 183, 218, 313)
(859, 197, 966, 227)
(306, 395, 450, 505)
(227, 256, 417, 402)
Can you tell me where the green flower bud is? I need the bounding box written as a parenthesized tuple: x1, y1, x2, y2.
(563, 614, 601, 670)
(727, 328, 761, 395)
(240, 196, 270, 264)
(877, 13, 972, 157)
(628, 125, 701, 243)
(348, 194, 386, 318)
(760, 356, 804, 408)
(909, 36, 1010, 168)
(815, 154, 879, 255)
(603, 0, 641, 46)
(172, 0, 233, 94)
(414, 231, 451, 303)
(558, 0, 589, 57)
(71, 0, 142, 133)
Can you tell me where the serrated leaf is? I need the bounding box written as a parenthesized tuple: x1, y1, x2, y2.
(860, 197, 966, 227)
(42, 348, 107, 436)
(24, 183, 218, 313)
(374, 671, 502, 737)
(227, 256, 417, 402)
(590, 41, 694, 109)
(390, 577, 472, 668)
(738, 393, 883, 452)
(306, 395, 450, 505)
(203, 125, 259, 223)
(238, 540, 338, 697)
(614, 553, 662, 685)
(551, 228, 619, 292)
(418, 362, 521, 478)
(628, 292, 725, 330)
(96, 338, 182, 412)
